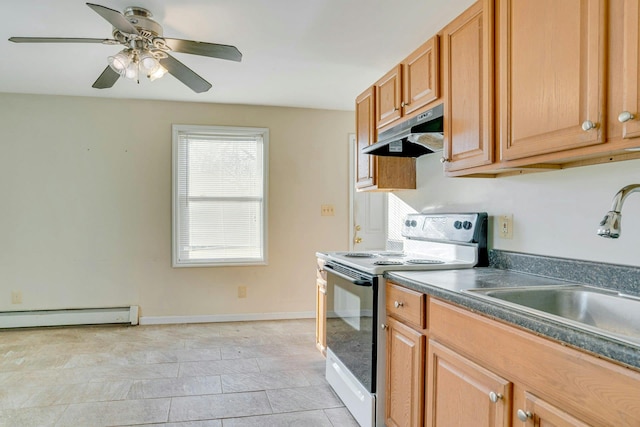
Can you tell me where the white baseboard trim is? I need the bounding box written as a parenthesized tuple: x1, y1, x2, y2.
(139, 311, 315, 325)
(0, 306, 139, 329)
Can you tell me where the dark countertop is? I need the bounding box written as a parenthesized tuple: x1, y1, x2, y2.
(386, 266, 640, 371)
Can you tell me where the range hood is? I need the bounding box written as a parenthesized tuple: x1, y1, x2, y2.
(362, 103, 443, 157)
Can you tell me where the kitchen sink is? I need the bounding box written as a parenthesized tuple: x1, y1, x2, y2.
(464, 285, 640, 345)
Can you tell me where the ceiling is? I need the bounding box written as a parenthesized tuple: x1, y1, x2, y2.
(0, 0, 474, 111)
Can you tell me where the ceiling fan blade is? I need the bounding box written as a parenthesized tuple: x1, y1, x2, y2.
(86, 3, 139, 35)
(163, 38, 242, 62)
(9, 37, 118, 45)
(92, 66, 120, 89)
(159, 54, 212, 93)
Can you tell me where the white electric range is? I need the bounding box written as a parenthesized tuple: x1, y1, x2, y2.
(317, 212, 488, 427)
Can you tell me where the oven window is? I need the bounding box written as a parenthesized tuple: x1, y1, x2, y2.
(326, 271, 377, 393)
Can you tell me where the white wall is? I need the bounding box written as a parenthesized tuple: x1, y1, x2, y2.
(0, 93, 353, 317)
(393, 154, 640, 267)
(3, 91, 639, 320)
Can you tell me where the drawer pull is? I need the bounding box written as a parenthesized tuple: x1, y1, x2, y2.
(488, 391, 503, 403)
(381, 323, 388, 330)
(581, 120, 597, 131)
(517, 409, 533, 422)
(619, 111, 635, 123)
(394, 301, 404, 308)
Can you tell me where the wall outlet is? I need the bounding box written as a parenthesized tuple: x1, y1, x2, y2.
(498, 214, 514, 239)
(321, 204, 335, 216)
(238, 286, 247, 299)
(11, 291, 23, 304)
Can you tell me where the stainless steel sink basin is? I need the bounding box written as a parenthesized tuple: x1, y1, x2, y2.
(464, 285, 640, 345)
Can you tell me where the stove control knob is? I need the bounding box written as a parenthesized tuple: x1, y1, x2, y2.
(405, 220, 411, 226)
(454, 220, 463, 229)
(410, 220, 417, 227)
(463, 221, 473, 230)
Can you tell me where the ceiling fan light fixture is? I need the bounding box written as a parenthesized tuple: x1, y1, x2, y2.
(108, 49, 132, 76)
(148, 65, 167, 81)
(124, 60, 138, 80)
(139, 51, 160, 74)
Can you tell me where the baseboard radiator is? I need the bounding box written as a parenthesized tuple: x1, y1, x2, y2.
(0, 306, 139, 329)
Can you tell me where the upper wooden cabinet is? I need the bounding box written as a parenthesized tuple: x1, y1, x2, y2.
(441, 0, 494, 173)
(403, 37, 440, 117)
(356, 87, 376, 189)
(439, 0, 640, 177)
(375, 65, 403, 130)
(375, 36, 441, 131)
(619, 0, 640, 140)
(498, 0, 606, 160)
(355, 87, 416, 191)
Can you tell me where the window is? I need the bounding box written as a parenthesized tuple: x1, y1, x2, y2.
(172, 125, 268, 267)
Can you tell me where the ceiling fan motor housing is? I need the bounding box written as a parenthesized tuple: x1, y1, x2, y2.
(119, 6, 163, 39)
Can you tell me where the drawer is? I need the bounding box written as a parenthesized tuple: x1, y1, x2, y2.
(386, 282, 426, 329)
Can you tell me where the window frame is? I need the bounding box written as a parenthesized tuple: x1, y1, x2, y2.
(171, 124, 269, 268)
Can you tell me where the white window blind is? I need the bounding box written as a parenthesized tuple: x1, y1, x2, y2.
(172, 125, 268, 267)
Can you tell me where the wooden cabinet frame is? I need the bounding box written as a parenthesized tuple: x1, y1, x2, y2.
(498, 0, 607, 160)
(442, 0, 494, 172)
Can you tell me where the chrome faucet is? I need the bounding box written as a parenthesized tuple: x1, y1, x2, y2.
(597, 184, 640, 238)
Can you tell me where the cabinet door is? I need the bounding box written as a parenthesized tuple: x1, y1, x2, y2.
(621, 0, 640, 140)
(376, 65, 402, 129)
(403, 36, 439, 116)
(385, 316, 425, 427)
(426, 340, 511, 427)
(442, 0, 494, 172)
(315, 278, 326, 355)
(517, 392, 591, 427)
(355, 87, 376, 189)
(499, 0, 606, 160)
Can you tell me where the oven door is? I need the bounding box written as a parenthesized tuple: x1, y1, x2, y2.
(324, 263, 378, 393)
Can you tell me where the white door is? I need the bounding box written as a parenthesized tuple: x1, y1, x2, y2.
(349, 134, 387, 250)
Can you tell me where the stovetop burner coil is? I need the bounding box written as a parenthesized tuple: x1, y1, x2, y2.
(376, 252, 406, 257)
(373, 260, 404, 265)
(405, 259, 445, 264)
(344, 252, 376, 258)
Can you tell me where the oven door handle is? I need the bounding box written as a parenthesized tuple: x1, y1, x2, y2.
(324, 264, 373, 287)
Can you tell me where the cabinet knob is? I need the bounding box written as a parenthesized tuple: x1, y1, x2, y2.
(381, 323, 388, 330)
(440, 157, 449, 164)
(394, 301, 404, 308)
(488, 392, 503, 403)
(618, 111, 635, 123)
(401, 101, 410, 107)
(517, 409, 533, 422)
(581, 120, 597, 131)
(354, 237, 362, 244)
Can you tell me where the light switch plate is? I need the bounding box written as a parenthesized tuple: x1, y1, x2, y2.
(321, 204, 335, 216)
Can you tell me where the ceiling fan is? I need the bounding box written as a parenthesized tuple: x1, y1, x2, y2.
(8, 3, 242, 93)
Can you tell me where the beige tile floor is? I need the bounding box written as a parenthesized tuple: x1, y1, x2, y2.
(0, 319, 360, 427)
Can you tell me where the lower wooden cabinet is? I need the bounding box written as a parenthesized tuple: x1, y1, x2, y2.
(385, 316, 425, 427)
(384, 281, 640, 427)
(429, 297, 640, 426)
(315, 258, 326, 355)
(426, 340, 511, 427)
(520, 391, 592, 427)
